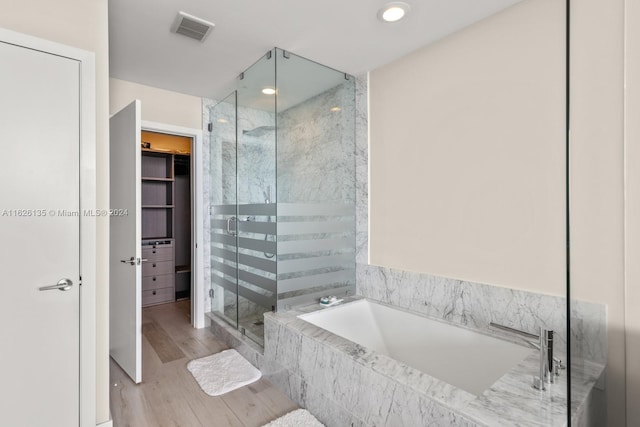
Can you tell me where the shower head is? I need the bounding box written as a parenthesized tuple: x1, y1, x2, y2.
(242, 126, 275, 137)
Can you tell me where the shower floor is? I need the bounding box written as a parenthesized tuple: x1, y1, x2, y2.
(216, 308, 267, 347)
(239, 312, 266, 346)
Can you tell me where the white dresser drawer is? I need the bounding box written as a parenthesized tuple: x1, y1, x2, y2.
(142, 246, 173, 262)
(142, 274, 174, 291)
(142, 260, 173, 277)
(142, 287, 174, 306)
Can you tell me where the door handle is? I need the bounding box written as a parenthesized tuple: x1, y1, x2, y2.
(120, 257, 147, 265)
(226, 216, 237, 236)
(39, 278, 73, 292)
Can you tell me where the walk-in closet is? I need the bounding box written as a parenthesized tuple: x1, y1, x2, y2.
(140, 131, 192, 306)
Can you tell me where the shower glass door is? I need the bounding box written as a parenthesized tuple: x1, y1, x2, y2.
(235, 50, 277, 346)
(209, 51, 278, 347)
(209, 91, 239, 329)
(208, 48, 356, 347)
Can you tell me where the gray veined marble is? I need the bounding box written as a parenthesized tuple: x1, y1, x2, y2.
(260, 298, 604, 427)
(354, 74, 369, 266)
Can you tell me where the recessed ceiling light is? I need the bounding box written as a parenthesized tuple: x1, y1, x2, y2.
(262, 87, 276, 95)
(217, 118, 228, 124)
(378, 2, 411, 23)
(330, 107, 342, 112)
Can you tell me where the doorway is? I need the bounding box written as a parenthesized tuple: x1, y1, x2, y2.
(110, 105, 204, 384)
(141, 120, 205, 330)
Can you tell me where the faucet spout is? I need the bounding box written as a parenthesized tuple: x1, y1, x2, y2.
(487, 322, 562, 391)
(533, 328, 555, 390)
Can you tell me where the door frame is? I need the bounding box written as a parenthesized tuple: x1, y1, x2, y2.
(0, 27, 97, 426)
(141, 120, 205, 328)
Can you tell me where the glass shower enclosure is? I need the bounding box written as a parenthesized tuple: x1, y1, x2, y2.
(208, 48, 356, 346)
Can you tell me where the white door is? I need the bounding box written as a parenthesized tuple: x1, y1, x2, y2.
(110, 100, 143, 383)
(0, 41, 80, 425)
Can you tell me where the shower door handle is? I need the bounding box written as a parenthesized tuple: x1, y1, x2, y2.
(226, 216, 237, 236)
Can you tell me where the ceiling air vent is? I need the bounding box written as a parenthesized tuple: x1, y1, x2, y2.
(170, 11, 215, 42)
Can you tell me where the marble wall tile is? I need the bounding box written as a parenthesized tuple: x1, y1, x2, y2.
(354, 74, 369, 267)
(294, 374, 366, 427)
(205, 78, 358, 312)
(202, 98, 216, 314)
(356, 261, 606, 364)
(386, 383, 482, 427)
(277, 81, 355, 204)
(264, 317, 301, 374)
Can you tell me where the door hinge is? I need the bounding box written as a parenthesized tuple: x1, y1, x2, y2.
(207, 122, 213, 132)
(209, 288, 214, 298)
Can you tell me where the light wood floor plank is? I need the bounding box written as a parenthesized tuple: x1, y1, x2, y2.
(110, 359, 161, 427)
(142, 321, 186, 363)
(111, 300, 297, 427)
(220, 380, 291, 427)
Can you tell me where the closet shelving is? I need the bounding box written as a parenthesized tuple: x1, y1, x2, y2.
(141, 150, 175, 306)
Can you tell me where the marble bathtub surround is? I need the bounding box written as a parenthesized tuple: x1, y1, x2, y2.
(356, 262, 607, 366)
(263, 297, 604, 427)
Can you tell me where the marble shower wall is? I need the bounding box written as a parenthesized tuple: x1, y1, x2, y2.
(275, 79, 357, 305)
(277, 81, 355, 204)
(205, 78, 358, 317)
(202, 97, 216, 315)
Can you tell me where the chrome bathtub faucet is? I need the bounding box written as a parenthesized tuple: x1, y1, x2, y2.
(488, 323, 564, 391)
(533, 328, 553, 390)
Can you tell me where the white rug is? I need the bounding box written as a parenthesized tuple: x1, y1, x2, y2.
(262, 409, 325, 427)
(187, 349, 262, 396)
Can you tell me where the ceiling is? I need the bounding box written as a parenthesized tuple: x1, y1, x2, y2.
(109, 0, 522, 100)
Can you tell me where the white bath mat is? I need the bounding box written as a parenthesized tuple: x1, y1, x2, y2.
(187, 349, 262, 396)
(262, 409, 325, 427)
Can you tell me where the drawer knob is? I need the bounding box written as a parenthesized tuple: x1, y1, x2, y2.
(153, 250, 156, 254)
(153, 277, 156, 281)
(153, 263, 156, 268)
(152, 290, 156, 295)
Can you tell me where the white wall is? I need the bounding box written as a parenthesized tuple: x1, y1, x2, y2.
(571, 0, 626, 424)
(110, 78, 202, 129)
(624, 0, 640, 425)
(369, 0, 630, 425)
(369, 0, 566, 296)
(0, 0, 110, 423)
(626, 0, 640, 418)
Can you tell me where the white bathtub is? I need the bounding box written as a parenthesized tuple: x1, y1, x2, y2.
(299, 299, 532, 396)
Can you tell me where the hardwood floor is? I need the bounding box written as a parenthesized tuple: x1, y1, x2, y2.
(110, 300, 298, 427)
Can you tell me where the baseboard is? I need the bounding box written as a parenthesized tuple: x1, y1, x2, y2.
(97, 417, 113, 427)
